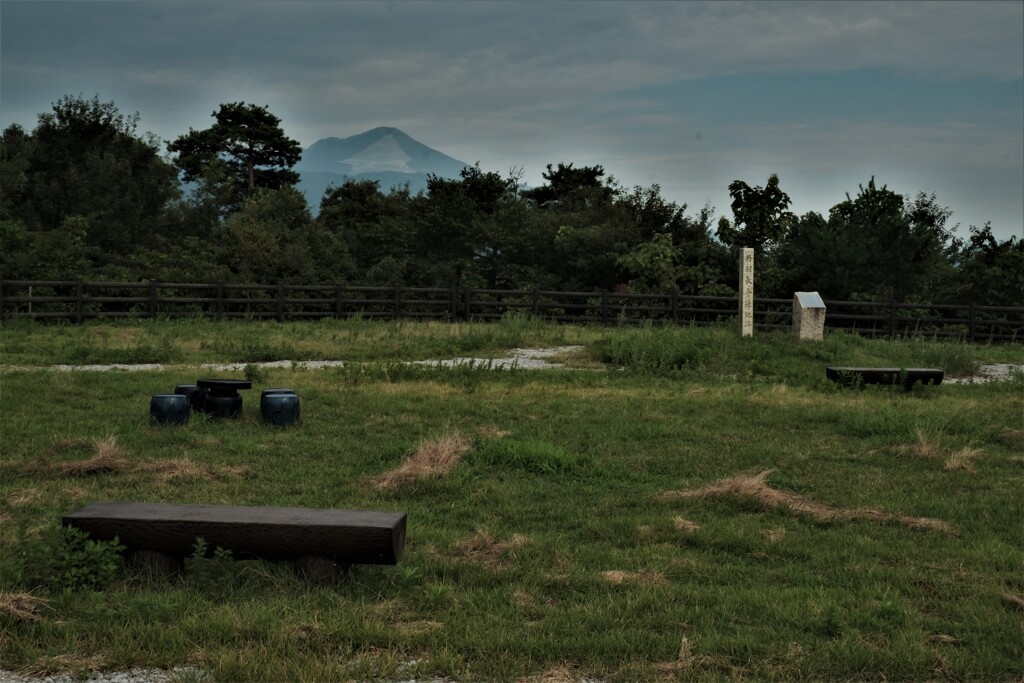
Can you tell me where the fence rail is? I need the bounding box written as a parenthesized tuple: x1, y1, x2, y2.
(1, 280, 1021, 342)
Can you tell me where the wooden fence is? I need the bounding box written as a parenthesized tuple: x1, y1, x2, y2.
(1, 280, 1021, 342)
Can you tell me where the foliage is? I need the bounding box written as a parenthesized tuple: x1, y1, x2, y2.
(950, 224, 1024, 307)
(776, 179, 962, 301)
(0, 95, 180, 277)
(717, 172, 794, 252)
(13, 524, 126, 592)
(168, 102, 301, 210)
(1, 95, 1020, 307)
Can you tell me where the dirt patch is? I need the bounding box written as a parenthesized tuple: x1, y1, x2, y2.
(662, 469, 954, 534)
(372, 433, 471, 489)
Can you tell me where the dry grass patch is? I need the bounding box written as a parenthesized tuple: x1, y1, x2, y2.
(57, 436, 129, 475)
(453, 529, 531, 567)
(943, 445, 983, 471)
(138, 458, 248, 484)
(600, 570, 666, 586)
(1003, 593, 1024, 611)
(764, 528, 786, 543)
(898, 428, 943, 460)
(662, 469, 954, 534)
(25, 653, 109, 676)
(372, 433, 471, 489)
(476, 426, 511, 438)
(5, 488, 42, 507)
(0, 592, 48, 622)
(517, 665, 580, 683)
(672, 517, 700, 533)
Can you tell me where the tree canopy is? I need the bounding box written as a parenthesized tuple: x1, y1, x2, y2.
(0, 94, 1019, 309)
(167, 102, 301, 209)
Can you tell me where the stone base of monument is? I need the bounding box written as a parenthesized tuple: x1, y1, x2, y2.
(793, 291, 826, 342)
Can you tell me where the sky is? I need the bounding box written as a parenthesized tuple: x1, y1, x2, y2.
(2, 0, 1022, 240)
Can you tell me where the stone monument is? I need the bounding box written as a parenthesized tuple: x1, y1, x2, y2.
(739, 248, 754, 337)
(792, 291, 826, 341)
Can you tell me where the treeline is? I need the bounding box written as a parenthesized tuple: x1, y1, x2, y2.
(1, 95, 1020, 306)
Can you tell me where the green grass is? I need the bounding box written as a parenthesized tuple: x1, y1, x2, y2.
(1, 319, 1022, 681)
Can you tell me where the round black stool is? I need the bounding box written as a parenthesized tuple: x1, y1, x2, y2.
(150, 394, 190, 425)
(262, 392, 300, 427)
(174, 384, 207, 412)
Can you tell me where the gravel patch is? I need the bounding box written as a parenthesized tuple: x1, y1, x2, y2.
(944, 363, 1023, 384)
(0, 667, 208, 683)
(3, 347, 587, 373)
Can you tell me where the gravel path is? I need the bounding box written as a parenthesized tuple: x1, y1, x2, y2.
(3, 346, 587, 373)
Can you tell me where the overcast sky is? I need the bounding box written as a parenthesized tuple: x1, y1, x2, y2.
(2, 1, 1022, 240)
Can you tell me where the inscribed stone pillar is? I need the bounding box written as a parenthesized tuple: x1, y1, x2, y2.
(792, 291, 826, 341)
(739, 248, 754, 337)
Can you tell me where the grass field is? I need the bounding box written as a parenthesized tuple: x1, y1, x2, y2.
(1, 318, 1022, 682)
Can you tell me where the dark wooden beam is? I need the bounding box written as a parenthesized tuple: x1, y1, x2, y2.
(826, 367, 944, 390)
(63, 502, 406, 565)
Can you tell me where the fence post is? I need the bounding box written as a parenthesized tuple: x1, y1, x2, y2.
(215, 283, 224, 321)
(449, 287, 458, 321)
(392, 286, 401, 320)
(671, 291, 679, 325)
(888, 298, 897, 339)
(75, 281, 84, 324)
(464, 288, 472, 321)
(277, 283, 285, 323)
(0, 281, 5, 321)
(601, 291, 609, 326)
(531, 289, 539, 316)
(148, 280, 158, 319)
(968, 301, 977, 342)
(335, 284, 344, 319)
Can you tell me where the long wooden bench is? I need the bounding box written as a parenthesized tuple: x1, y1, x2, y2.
(826, 366, 944, 390)
(63, 502, 407, 573)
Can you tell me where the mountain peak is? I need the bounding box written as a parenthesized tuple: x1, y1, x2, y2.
(295, 127, 469, 208)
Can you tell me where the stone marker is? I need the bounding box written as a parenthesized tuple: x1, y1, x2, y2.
(793, 291, 826, 341)
(739, 248, 754, 337)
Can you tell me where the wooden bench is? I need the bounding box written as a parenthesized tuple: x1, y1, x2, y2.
(63, 502, 406, 577)
(826, 366, 944, 390)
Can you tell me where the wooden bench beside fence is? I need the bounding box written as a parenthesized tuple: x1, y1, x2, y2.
(63, 502, 407, 579)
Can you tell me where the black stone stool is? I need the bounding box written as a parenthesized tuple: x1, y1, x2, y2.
(150, 394, 190, 425)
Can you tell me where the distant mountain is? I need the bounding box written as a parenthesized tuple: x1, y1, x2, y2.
(295, 127, 469, 207)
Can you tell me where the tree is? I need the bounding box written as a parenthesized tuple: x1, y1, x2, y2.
(168, 102, 301, 209)
(222, 187, 351, 284)
(776, 179, 960, 301)
(0, 95, 180, 275)
(951, 224, 1023, 307)
(522, 163, 616, 208)
(717, 173, 794, 252)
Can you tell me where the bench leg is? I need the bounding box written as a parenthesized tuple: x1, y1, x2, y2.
(128, 550, 182, 579)
(293, 555, 349, 583)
